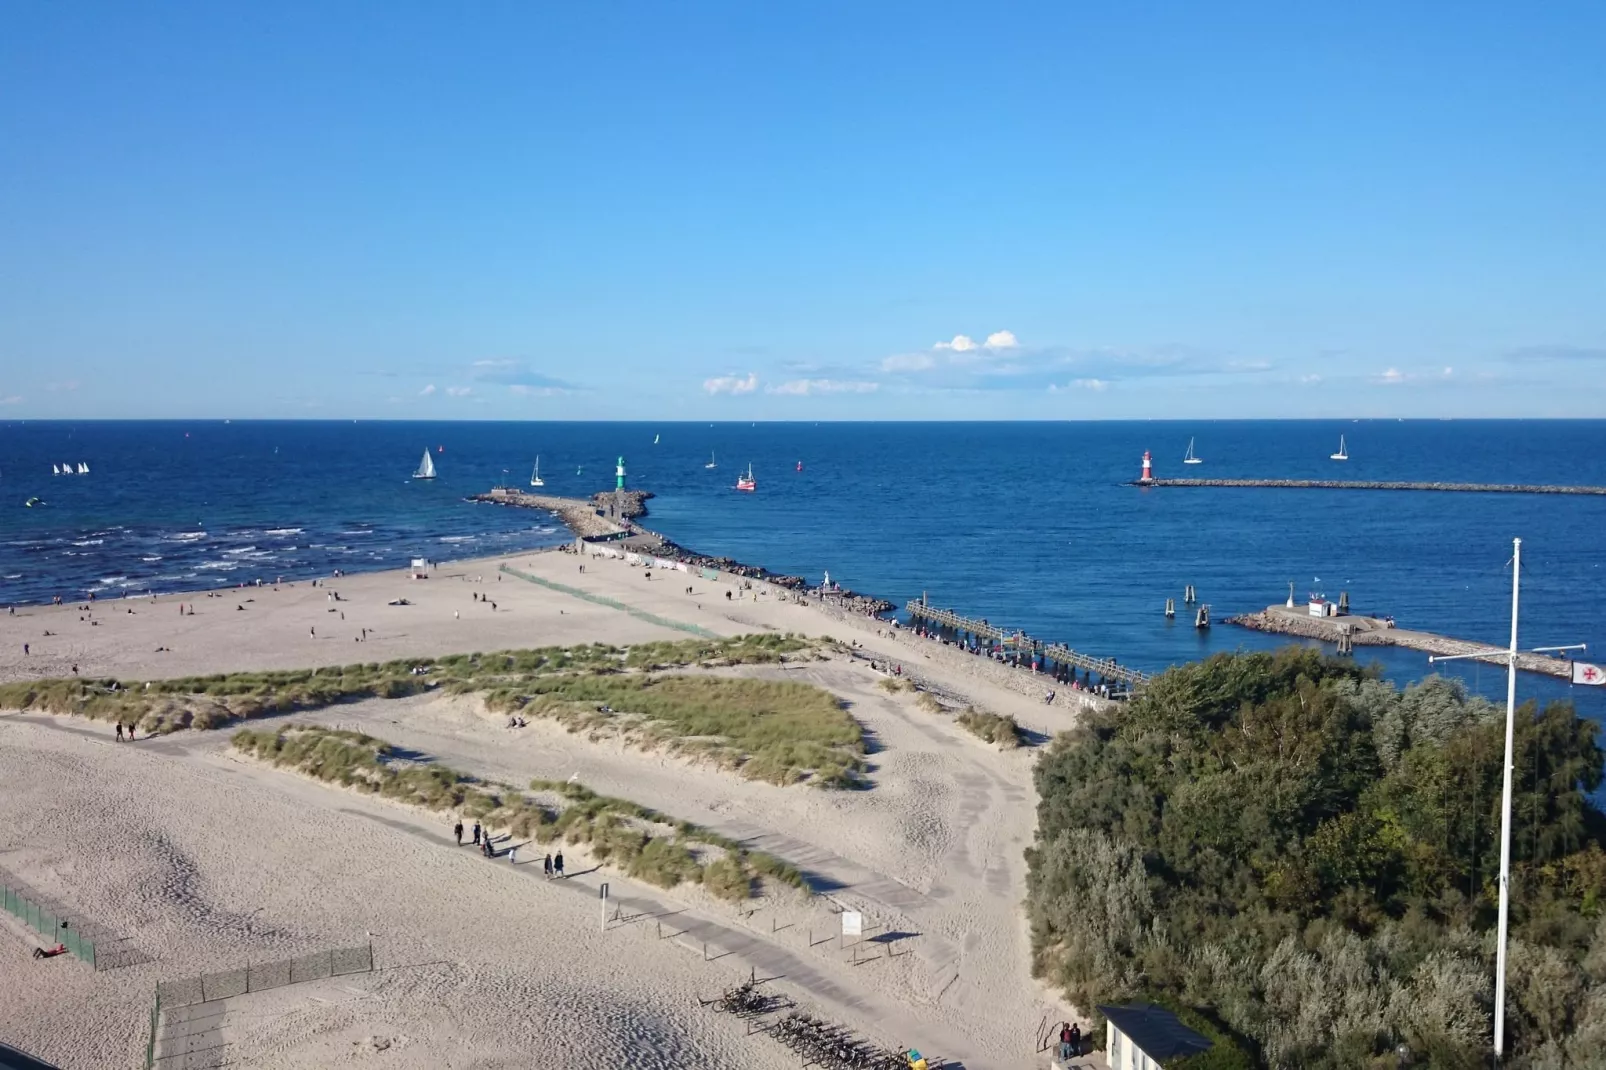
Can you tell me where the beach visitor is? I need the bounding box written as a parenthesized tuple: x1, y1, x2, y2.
(554, 851, 565, 878)
(454, 820, 463, 845)
(472, 823, 481, 845)
(309, 627, 315, 638)
(509, 846, 517, 865)
(22, 644, 27, 655)
(1058, 1023, 1074, 1059)
(543, 853, 553, 877)
(1070, 1023, 1081, 1054)
(115, 722, 123, 741)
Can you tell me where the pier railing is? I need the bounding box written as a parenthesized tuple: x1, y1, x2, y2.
(905, 598, 1150, 689)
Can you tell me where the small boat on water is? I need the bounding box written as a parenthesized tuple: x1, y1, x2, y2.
(52, 464, 59, 475)
(529, 457, 544, 488)
(654, 433, 660, 445)
(705, 451, 717, 470)
(1331, 435, 1349, 461)
(1183, 438, 1202, 465)
(413, 449, 437, 480)
(61, 461, 73, 474)
(77, 462, 89, 474)
(735, 464, 756, 492)
(796, 460, 803, 472)
(25, 497, 44, 508)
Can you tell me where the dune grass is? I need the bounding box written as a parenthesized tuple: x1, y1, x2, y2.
(231, 724, 806, 900)
(956, 707, 1024, 748)
(486, 674, 865, 788)
(0, 634, 815, 735)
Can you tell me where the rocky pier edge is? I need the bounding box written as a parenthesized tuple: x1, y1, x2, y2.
(1135, 478, 1606, 495)
(469, 486, 894, 616)
(1225, 606, 1573, 678)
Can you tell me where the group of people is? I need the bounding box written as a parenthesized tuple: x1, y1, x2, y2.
(113, 721, 138, 741)
(453, 820, 565, 876)
(1057, 1021, 1083, 1060)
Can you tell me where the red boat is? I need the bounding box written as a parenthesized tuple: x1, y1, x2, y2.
(735, 464, 756, 492)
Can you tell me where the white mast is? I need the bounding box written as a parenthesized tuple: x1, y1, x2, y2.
(1427, 537, 1585, 1060)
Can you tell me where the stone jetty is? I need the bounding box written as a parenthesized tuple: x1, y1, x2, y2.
(469, 485, 894, 614)
(1137, 478, 1606, 495)
(1226, 604, 1574, 678)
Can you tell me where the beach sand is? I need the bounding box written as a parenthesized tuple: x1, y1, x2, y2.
(1, 549, 1098, 1069)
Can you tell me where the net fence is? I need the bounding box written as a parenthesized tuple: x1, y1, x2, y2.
(155, 944, 374, 1008)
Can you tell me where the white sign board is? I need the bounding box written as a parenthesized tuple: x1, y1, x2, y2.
(841, 911, 863, 937)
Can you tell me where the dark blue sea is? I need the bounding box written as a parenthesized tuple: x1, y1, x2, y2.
(3, 419, 1604, 719)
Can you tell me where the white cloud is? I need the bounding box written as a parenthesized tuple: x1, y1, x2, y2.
(1442, 366, 1454, 378)
(1300, 374, 1323, 384)
(934, 334, 977, 352)
(446, 386, 473, 397)
(767, 379, 880, 396)
(1375, 368, 1405, 385)
(419, 384, 437, 396)
(509, 384, 563, 397)
(1071, 378, 1108, 392)
(932, 330, 1019, 353)
(703, 373, 759, 396)
(0, 394, 21, 405)
(46, 380, 79, 392)
(984, 330, 1019, 350)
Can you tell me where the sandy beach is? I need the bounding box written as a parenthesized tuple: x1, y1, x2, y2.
(1, 547, 1096, 1069)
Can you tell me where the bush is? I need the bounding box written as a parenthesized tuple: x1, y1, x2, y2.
(1027, 649, 1606, 1067)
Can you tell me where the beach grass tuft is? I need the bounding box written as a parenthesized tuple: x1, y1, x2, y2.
(956, 707, 1023, 748)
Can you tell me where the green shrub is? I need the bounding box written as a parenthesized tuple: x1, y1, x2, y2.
(957, 708, 1022, 748)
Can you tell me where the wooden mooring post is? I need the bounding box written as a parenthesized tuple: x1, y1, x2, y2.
(1164, 597, 1175, 619)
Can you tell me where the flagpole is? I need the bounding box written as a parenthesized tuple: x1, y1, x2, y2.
(1426, 537, 1585, 1061)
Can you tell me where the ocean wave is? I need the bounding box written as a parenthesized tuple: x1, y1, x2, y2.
(141, 555, 163, 562)
(170, 531, 207, 542)
(197, 560, 241, 571)
(3, 573, 21, 580)
(439, 535, 476, 543)
(265, 528, 303, 535)
(223, 546, 258, 555)
(72, 539, 104, 546)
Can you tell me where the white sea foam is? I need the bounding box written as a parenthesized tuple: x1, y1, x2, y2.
(223, 546, 258, 555)
(197, 560, 241, 571)
(439, 535, 476, 543)
(142, 555, 163, 562)
(72, 538, 104, 546)
(265, 528, 303, 535)
(171, 531, 207, 542)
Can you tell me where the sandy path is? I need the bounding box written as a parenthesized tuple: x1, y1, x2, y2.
(1, 548, 1096, 1069)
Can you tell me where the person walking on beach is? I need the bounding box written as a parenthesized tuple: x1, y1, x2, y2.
(454, 820, 463, 845)
(553, 850, 565, 878)
(1059, 1023, 1074, 1060)
(115, 722, 123, 741)
(509, 846, 517, 865)
(309, 626, 315, 639)
(472, 822, 481, 846)
(543, 853, 553, 877)
(22, 643, 28, 655)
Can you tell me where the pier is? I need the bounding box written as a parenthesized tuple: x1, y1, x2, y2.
(1227, 604, 1576, 679)
(905, 596, 1150, 689)
(1134, 478, 1606, 496)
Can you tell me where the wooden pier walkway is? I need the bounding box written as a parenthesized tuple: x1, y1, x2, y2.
(1136, 479, 1606, 496)
(905, 597, 1150, 689)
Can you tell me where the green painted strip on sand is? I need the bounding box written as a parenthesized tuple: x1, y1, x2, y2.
(499, 564, 719, 638)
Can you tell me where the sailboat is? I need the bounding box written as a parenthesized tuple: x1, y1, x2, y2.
(52, 464, 60, 475)
(529, 457, 544, 488)
(653, 433, 660, 445)
(1183, 438, 1202, 465)
(77, 462, 89, 474)
(735, 464, 756, 492)
(61, 461, 74, 474)
(1330, 435, 1349, 461)
(413, 449, 437, 480)
(705, 451, 717, 470)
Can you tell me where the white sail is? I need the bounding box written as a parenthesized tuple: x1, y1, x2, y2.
(62, 461, 74, 473)
(78, 462, 88, 474)
(414, 449, 437, 479)
(530, 456, 544, 487)
(1330, 435, 1348, 461)
(53, 464, 60, 474)
(1183, 438, 1202, 464)
(705, 450, 716, 469)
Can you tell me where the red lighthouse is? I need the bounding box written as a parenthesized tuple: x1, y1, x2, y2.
(1139, 450, 1154, 484)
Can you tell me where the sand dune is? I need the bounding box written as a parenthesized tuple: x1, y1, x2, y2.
(0, 549, 1096, 1069)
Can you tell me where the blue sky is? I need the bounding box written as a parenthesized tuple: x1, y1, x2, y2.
(2, 2, 1603, 419)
